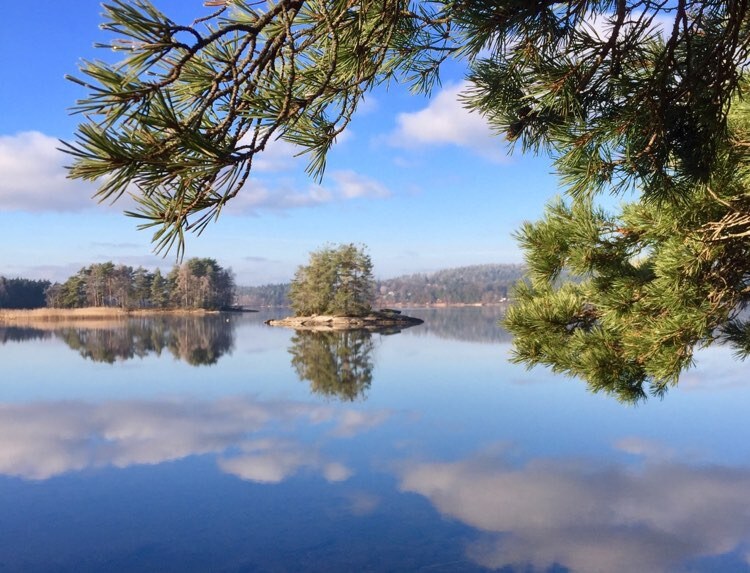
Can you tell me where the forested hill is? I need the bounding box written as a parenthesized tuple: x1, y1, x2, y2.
(236, 283, 291, 308)
(236, 264, 526, 307)
(376, 264, 525, 306)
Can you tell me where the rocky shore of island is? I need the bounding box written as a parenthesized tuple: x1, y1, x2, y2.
(265, 310, 423, 331)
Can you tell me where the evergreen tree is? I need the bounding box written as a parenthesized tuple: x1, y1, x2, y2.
(505, 102, 750, 401)
(170, 258, 235, 310)
(64, 1, 750, 394)
(150, 268, 168, 308)
(0, 277, 51, 309)
(289, 244, 374, 317)
(86, 262, 115, 307)
(111, 265, 134, 309)
(45, 283, 64, 308)
(132, 266, 152, 308)
(56, 270, 88, 309)
(330, 244, 375, 317)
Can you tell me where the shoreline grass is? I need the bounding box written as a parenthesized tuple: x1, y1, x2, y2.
(0, 307, 220, 325)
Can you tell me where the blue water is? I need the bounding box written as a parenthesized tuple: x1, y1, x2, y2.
(1, 309, 749, 572)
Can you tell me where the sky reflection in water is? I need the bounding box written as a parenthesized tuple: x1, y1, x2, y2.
(1, 309, 749, 572)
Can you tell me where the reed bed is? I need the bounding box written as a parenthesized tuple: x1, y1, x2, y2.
(0, 307, 217, 326)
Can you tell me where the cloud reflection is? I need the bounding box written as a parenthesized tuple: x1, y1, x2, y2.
(0, 397, 384, 482)
(219, 438, 352, 484)
(398, 444, 750, 573)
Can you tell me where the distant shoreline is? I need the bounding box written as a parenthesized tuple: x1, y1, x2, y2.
(247, 302, 511, 309)
(379, 302, 509, 308)
(0, 303, 509, 326)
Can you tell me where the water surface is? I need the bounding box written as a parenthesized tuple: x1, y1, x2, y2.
(1, 308, 749, 572)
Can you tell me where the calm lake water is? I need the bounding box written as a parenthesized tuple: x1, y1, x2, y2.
(1, 308, 750, 572)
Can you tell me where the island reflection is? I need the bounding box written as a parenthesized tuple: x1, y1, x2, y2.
(0, 315, 236, 366)
(288, 329, 380, 401)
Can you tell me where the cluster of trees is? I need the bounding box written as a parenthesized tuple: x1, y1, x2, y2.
(65, 1, 750, 396)
(0, 277, 51, 309)
(46, 258, 235, 310)
(289, 244, 375, 317)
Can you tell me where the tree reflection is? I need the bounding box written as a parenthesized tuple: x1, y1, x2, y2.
(289, 330, 375, 401)
(0, 326, 52, 344)
(54, 315, 235, 366)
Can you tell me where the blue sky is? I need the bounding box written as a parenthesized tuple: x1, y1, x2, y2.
(0, 1, 559, 285)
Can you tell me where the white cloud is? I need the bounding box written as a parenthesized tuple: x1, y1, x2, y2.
(241, 132, 352, 170)
(0, 132, 388, 216)
(580, 10, 675, 41)
(330, 409, 391, 438)
(358, 95, 379, 115)
(399, 446, 750, 573)
(328, 170, 391, 199)
(226, 170, 391, 215)
(389, 82, 507, 162)
(218, 438, 352, 484)
(251, 138, 306, 173)
(0, 131, 98, 212)
(226, 180, 333, 213)
(2, 262, 87, 283)
(613, 436, 674, 459)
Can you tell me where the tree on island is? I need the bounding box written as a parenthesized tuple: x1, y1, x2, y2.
(64, 1, 750, 398)
(289, 244, 374, 317)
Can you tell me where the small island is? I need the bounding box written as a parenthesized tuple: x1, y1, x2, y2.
(266, 244, 423, 332)
(266, 309, 423, 331)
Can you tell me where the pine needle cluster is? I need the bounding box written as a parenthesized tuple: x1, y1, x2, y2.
(64, 0, 454, 257)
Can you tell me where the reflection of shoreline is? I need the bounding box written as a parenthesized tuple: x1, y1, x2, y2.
(378, 303, 510, 309)
(0, 326, 53, 344)
(401, 307, 514, 344)
(0, 315, 237, 366)
(399, 444, 750, 573)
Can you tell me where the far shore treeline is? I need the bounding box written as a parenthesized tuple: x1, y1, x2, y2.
(1, 258, 235, 310)
(1, 262, 525, 310)
(238, 264, 526, 308)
